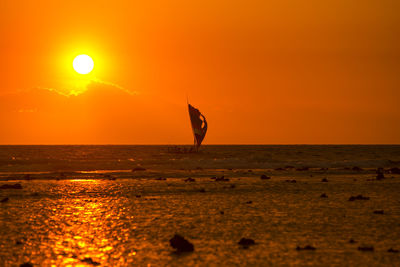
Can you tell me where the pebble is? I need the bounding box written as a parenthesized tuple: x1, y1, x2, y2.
(169, 234, 194, 252)
(296, 245, 316, 251)
(260, 175, 270, 180)
(358, 246, 374, 252)
(81, 257, 100, 265)
(0, 183, 23, 189)
(348, 195, 369, 201)
(373, 210, 384, 214)
(238, 238, 255, 248)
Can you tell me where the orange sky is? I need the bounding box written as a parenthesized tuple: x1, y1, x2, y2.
(0, 0, 399, 144)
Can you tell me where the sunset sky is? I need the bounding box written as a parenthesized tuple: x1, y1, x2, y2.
(0, 0, 399, 144)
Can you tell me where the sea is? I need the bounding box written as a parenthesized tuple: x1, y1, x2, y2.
(0, 145, 399, 266)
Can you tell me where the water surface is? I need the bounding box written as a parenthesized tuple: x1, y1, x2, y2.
(1, 146, 399, 266)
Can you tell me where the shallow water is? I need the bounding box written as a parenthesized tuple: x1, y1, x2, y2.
(1, 145, 399, 175)
(0, 146, 400, 266)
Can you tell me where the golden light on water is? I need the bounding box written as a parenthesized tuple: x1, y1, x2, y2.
(44, 180, 134, 266)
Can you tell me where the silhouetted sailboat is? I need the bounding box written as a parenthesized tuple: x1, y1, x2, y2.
(188, 103, 207, 150)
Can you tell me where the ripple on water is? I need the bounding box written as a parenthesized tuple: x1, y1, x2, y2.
(0, 177, 400, 266)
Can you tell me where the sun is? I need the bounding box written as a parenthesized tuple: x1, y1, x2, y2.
(73, 54, 94, 74)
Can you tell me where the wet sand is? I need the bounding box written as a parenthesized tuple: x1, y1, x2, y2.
(1, 172, 400, 266)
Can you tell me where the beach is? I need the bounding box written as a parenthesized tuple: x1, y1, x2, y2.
(1, 145, 400, 266)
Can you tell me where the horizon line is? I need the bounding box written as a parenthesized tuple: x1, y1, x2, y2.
(0, 143, 399, 146)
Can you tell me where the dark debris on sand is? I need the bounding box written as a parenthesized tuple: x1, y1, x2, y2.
(296, 245, 316, 251)
(184, 177, 195, 182)
(19, 263, 33, 267)
(215, 176, 230, 182)
(1, 197, 9, 203)
(0, 183, 23, 189)
(169, 234, 194, 253)
(349, 239, 357, 244)
(81, 257, 100, 265)
(321, 178, 328, 182)
(388, 248, 399, 253)
(260, 174, 271, 180)
(285, 180, 297, 183)
(320, 193, 328, 198)
(376, 168, 385, 180)
(373, 210, 384, 214)
(358, 246, 374, 252)
(389, 167, 400, 174)
(238, 238, 255, 248)
(348, 195, 369, 201)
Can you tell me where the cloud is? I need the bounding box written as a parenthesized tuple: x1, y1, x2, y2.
(33, 78, 138, 97)
(0, 80, 191, 144)
(89, 79, 139, 96)
(18, 108, 37, 113)
(32, 86, 71, 97)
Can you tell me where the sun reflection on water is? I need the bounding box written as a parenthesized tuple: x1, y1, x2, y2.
(43, 181, 135, 266)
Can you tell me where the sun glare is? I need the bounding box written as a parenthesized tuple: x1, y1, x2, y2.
(73, 54, 94, 74)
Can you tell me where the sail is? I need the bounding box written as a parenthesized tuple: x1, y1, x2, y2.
(188, 104, 207, 148)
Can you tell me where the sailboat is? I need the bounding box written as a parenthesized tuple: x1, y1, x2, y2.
(188, 103, 207, 151)
(166, 102, 207, 154)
